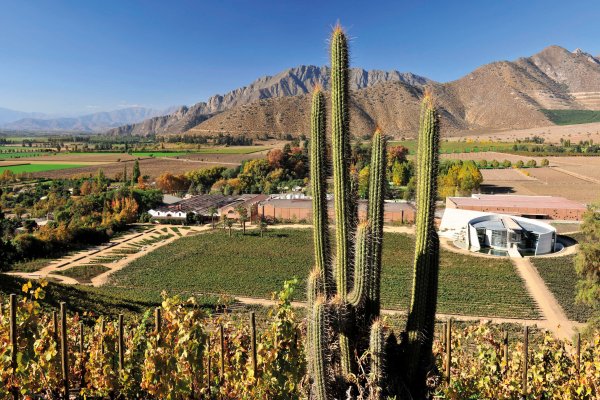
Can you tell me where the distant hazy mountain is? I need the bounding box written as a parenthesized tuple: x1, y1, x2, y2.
(106, 66, 431, 136)
(2, 106, 180, 133)
(187, 45, 600, 138)
(0, 107, 47, 125)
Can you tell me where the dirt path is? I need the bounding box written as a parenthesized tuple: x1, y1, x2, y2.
(232, 295, 549, 326)
(511, 257, 577, 340)
(551, 166, 600, 184)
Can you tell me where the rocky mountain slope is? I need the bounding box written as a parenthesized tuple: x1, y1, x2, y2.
(187, 46, 600, 138)
(106, 66, 430, 136)
(2, 106, 178, 133)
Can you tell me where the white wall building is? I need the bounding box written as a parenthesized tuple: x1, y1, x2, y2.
(440, 208, 559, 257)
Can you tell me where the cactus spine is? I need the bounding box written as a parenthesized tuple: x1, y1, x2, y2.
(405, 92, 441, 395)
(306, 25, 440, 399)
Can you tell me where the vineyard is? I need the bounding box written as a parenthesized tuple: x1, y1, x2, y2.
(1, 280, 598, 399)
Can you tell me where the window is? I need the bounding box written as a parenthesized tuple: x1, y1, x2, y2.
(491, 230, 507, 248)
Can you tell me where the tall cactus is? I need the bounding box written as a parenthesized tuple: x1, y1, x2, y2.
(405, 91, 441, 396)
(306, 25, 440, 399)
(310, 86, 332, 296)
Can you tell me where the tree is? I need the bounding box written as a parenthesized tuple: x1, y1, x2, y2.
(575, 203, 600, 326)
(223, 216, 234, 237)
(132, 160, 141, 184)
(387, 145, 409, 167)
(357, 166, 370, 198)
(208, 206, 218, 229)
(541, 158, 550, 167)
(156, 173, 189, 194)
(526, 159, 537, 168)
(259, 217, 268, 238)
(267, 149, 285, 169)
(236, 206, 249, 234)
(515, 160, 524, 168)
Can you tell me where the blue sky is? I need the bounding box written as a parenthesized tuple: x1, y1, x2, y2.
(1, 0, 599, 115)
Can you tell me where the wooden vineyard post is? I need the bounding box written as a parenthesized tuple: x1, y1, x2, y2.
(522, 326, 529, 398)
(101, 319, 106, 355)
(445, 318, 452, 385)
(503, 331, 509, 375)
(53, 310, 59, 344)
(207, 335, 212, 396)
(440, 322, 446, 347)
(250, 312, 257, 378)
(155, 307, 161, 345)
(80, 322, 86, 389)
(219, 324, 225, 380)
(118, 314, 124, 372)
(60, 302, 69, 400)
(10, 294, 18, 400)
(576, 333, 581, 373)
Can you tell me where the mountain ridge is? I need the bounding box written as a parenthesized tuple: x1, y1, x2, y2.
(106, 66, 431, 136)
(186, 45, 600, 138)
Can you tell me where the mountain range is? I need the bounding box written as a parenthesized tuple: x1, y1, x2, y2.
(108, 46, 600, 139)
(1, 106, 180, 133)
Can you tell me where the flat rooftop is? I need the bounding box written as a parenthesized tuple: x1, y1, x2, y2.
(448, 195, 586, 210)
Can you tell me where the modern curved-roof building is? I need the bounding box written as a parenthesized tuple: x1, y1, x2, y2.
(440, 208, 559, 257)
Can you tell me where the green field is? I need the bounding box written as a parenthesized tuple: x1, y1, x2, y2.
(0, 163, 86, 174)
(541, 109, 600, 125)
(56, 264, 110, 283)
(388, 140, 517, 155)
(191, 146, 268, 154)
(532, 255, 595, 323)
(106, 229, 538, 318)
(0, 151, 48, 159)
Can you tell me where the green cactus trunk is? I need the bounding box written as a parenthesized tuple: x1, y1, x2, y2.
(405, 94, 441, 395)
(330, 27, 351, 299)
(310, 87, 333, 296)
(366, 129, 386, 321)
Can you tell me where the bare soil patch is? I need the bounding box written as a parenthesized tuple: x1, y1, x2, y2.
(482, 167, 600, 203)
(452, 121, 600, 144)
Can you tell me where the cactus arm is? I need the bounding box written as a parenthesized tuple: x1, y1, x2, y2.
(307, 299, 330, 400)
(366, 128, 386, 320)
(347, 222, 370, 307)
(405, 92, 441, 393)
(310, 87, 333, 296)
(369, 320, 385, 399)
(330, 26, 351, 299)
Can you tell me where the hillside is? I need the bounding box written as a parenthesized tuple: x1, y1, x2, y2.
(106, 66, 431, 136)
(187, 45, 600, 138)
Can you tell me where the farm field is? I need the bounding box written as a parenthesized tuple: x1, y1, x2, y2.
(19, 152, 139, 163)
(0, 151, 50, 159)
(480, 168, 536, 181)
(106, 229, 539, 318)
(389, 140, 517, 155)
(26, 158, 238, 179)
(532, 254, 594, 323)
(191, 146, 269, 154)
(452, 121, 600, 144)
(0, 163, 87, 174)
(481, 166, 600, 203)
(541, 109, 600, 125)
